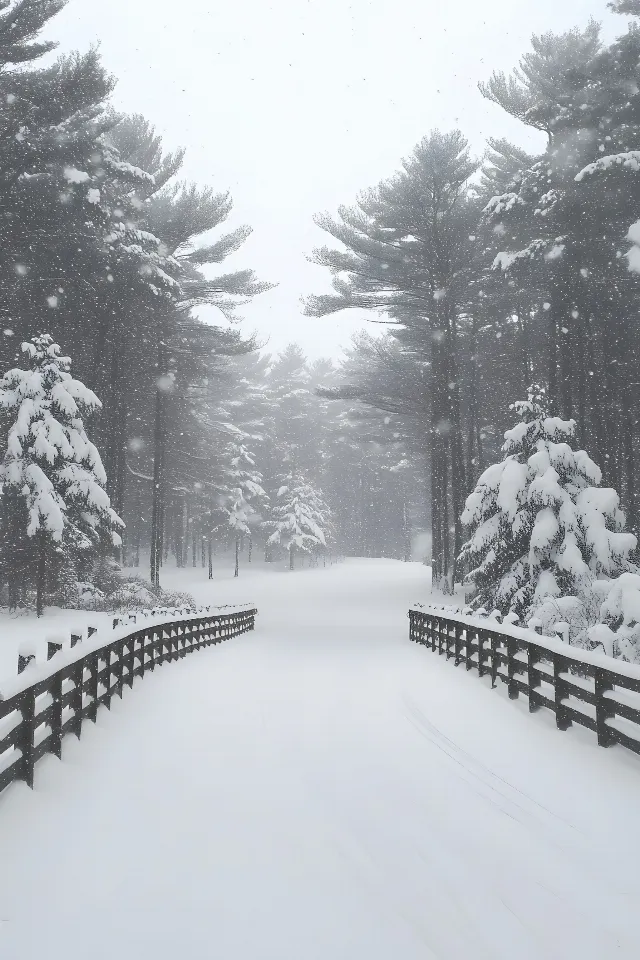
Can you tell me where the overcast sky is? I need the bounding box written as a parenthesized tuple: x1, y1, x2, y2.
(47, 0, 622, 360)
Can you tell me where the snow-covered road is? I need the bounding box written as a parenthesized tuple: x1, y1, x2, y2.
(1, 559, 640, 959)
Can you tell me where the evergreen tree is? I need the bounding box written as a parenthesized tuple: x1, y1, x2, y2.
(305, 130, 480, 589)
(459, 386, 636, 623)
(0, 334, 123, 614)
(266, 472, 331, 570)
(221, 437, 267, 577)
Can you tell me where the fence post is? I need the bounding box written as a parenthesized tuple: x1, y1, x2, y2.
(137, 635, 145, 679)
(20, 688, 36, 788)
(595, 668, 614, 747)
(47, 641, 62, 661)
(528, 644, 540, 713)
(491, 635, 498, 688)
(89, 651, 99, 722)
(17, 653, 35, 674)
(46, 636, 63, 756)
(124, 639, 133, 687)
(101, 650, 113, 710)
(454, 624, 462, 666)
(466, 627, 473, 671)
(437, 618, 444, 656)
(553, 653, 572, 731)
(50, 670, 63, 759)
(477, 630, 485, 678)
(72, 661, 83, 738)
(507, 637, 519, 699)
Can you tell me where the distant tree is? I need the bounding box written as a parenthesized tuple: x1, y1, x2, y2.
(266, 472, 331, 570)
(306, 130, 480, 589)
(222, 437, 267, 577)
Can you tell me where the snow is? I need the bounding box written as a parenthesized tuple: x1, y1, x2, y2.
(1, 559, 640, 958)
(575, 151, 640, 181)
(62, 167, 90, 184)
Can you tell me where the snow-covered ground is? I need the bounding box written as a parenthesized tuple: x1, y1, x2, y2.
(1, 558, 640, 959)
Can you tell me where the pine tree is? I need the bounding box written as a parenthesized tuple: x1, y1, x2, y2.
(305, 130, 480, 589)
(0, 334, 123, 615)
(266, 472, 330, 570)
(459, 386, 636, 623)
(222, 437, 267, 577)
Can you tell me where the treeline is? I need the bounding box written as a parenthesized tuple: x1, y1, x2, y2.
(306, 0, 640, 590)
(0, 0, 420, 610)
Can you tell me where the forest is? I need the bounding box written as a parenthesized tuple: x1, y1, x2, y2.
(2, 0, 640, 660)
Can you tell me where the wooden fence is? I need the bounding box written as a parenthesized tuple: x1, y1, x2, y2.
(0, 606, 257, 796)
(409, 607, 640, 757)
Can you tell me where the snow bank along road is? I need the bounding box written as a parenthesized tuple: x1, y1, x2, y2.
(1, 559, 640, 959)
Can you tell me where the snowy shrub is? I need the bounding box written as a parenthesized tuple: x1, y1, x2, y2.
(76, 582, 106, 605)
(588, 573, 640, 663)
(459, 386, 636, 633)
(105, 579, 158, 610)
(530, 586, 608, 648)
(90, 555, 124, 595)
(83, 575, 194, 614)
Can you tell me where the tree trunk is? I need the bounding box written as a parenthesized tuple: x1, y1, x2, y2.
(402, 494, 411, 562)
(181, 496, 189, 568)
(150, 373, 166, 589)
(290, 544, 295, 570)
(248, 535, 252, 562)
(208, 537, 213, 580)
(36, 539, 46, 618)
(548, 290, 559, 413)
(234, 536, 239, 578)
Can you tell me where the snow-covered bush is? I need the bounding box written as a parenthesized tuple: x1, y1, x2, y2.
(459, 386, 636, 634)
(530, 587, 608, 647)
(75, 574, 194, 614)
(266, 472, 331, 570)
(0, 334, 124, 614)
(589, 573, 640, 663)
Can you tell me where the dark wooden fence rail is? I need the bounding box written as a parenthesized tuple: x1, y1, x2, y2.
(409, 607, 640, 757)
(0, 605, 257, 796)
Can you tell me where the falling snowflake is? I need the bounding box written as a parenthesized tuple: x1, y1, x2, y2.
(156, 373, 175, 393)
(46, 295, 59, 309)
(63, 167, 90, 184)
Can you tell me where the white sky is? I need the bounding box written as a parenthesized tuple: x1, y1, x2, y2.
(48, 0, 621, 360)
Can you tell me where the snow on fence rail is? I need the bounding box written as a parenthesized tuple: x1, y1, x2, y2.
(409, 606, 640, 757)
(0, 604, 257, 796)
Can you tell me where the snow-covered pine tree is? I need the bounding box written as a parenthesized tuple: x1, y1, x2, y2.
(0, 334, 124, 615)
(266, 472, 331, 570)
(222, 437, 267, 577)
(459, 386, 636, 625)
